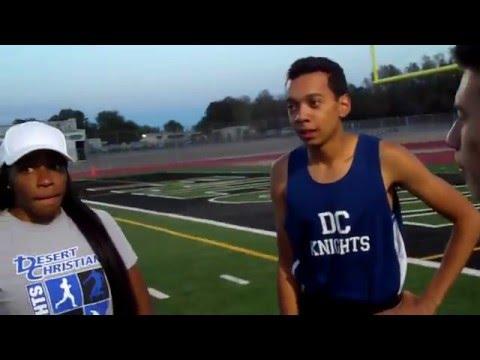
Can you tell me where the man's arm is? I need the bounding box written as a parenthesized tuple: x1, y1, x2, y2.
(271, 154, 300, 315)
(380, 141, 480, 314)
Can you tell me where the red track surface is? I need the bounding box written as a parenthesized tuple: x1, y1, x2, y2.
(71, 140, 454, 180)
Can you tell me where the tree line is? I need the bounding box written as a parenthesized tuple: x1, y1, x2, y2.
(11, 49, 460, 143)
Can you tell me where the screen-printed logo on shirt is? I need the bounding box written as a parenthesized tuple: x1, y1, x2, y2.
(26, 268, 110, 315)
(310, 211, 371, 256)
(13, 247, 99, 281)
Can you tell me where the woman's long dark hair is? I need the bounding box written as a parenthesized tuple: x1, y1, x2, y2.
(0, 164, 138, 315)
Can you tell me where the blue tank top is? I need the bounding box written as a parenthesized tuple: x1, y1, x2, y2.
(285, 134, 406, 305)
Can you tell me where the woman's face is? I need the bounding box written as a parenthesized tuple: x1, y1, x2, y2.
(10, 150, 68, 223)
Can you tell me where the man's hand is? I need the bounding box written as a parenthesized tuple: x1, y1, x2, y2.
(377, 291, 438, 315)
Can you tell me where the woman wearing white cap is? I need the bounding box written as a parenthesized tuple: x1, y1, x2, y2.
(0, 121, 153, 315)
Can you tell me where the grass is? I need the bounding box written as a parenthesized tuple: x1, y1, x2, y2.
(92, 203, 480, 315)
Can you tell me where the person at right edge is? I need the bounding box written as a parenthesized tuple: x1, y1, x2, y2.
(271, 56, 480, 315)
(446, 46, 480, 205)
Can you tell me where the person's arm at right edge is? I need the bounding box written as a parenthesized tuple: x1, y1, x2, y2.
(271, 154, 300, 315)
(378, 142, 480, 314)
(128, 265, 154, 315)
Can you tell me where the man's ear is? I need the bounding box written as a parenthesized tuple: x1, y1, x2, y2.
(338, 94, 351, 119)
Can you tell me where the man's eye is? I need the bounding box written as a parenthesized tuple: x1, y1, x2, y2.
(22, 167, 34, 174)
(54, 164, 66, 172)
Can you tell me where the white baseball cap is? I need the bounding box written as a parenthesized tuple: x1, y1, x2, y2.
(0, 121, 73, 166)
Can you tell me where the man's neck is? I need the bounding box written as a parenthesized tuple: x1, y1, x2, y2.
(307, 130, 354, 165)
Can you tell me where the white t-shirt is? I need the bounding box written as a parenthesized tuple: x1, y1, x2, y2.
(0, 208, 137, 315)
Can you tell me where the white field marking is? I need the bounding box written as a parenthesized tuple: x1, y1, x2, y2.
(401, 201, 479, 213)
(174, 180, 269, 193)
(177, 177, 265, 190)
(209, 190, 271, 204)
(407, 258, 480, 278)
(398, 184, 467, 194)
(125, 183, 268, 200)
(134, 193, 185, 200)
(219, 170, 268, 174)
(402, 208, 435, 215)
(403, 221, 448, 228)
(140, 190, 229, 199)
(148, 288, 170, 300)
(194, 184, 269, 196)
(106, 177, 269, 199)
(400, 191, 471, 202)
(400, 199, 426, 205)
(209, 198, 272, 205)
(403, 203, 480, 219)
(83, 200, 480, 277)
(110, 186, 160, 194)
(111, 189, 197, 200)
(113, 187, 268, 200)
(402, 212, 442, 219)
(83, 200, 277, 237)
(178, 179, 268, 189)
(220, 274, 250, 285)
(86, 183, 160, 192)
(82, 178, 156, 185)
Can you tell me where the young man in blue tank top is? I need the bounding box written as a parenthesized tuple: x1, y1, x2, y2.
(271, 56, 480, 315)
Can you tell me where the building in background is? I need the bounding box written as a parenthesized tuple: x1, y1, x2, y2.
(210, 125, 253, 142)
(0, 118, 87, 161)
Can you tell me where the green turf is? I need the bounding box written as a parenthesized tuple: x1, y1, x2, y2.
(92, 204, 277, 314)
(83, 162, 476, 313)
(404, 213, 450, 226)
(107, 166, 271, 182)
(160, 163, 458, 179)
(211, 190, 271, 204)
(90, 204, 480, 314)
(94, 204, 276, 259)
(399, 183, 476, 227)
(109, 176, 270, 200)
(427, 163, 461, 174)
(131, 161, 458, 176)
(87, 165, 473, 229)
(405, 265, 480, 315)
(124, 222, 277, 315)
